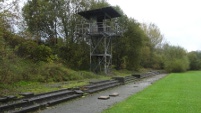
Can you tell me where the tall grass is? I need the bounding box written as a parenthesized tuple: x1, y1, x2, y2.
(0, 56, 98, 84)
(0, 57, 106, 96)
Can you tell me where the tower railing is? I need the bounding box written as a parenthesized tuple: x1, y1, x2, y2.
(75, 22, 121, 36)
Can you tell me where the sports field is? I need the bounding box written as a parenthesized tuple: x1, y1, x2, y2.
(103, 71, 201, 113)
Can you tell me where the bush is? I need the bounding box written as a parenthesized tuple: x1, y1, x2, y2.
(0, 57, 28, 84)
(41, 64, 67, 82)
(16, 41, 37, 58)
(38, 63, 84, 82)
(17, 41, 54, 62)
(164, 58, 189, 72)
(188, 51, 201, 70)
(8, 35, 25, 49)
(163, 45, 189, 73)
(58, 42, 90, 70)
(33, 45, 53, 62)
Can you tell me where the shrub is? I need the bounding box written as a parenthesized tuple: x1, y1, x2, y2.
(163, 45, 189, 72)
(58, 42, 90, 70)
(188, 51, 201, 70)
(8, 35, 25, 49)
(164, 58, 189, 72)
(33, 45, 53, 62)
(16, 41, 37, 58)
(80, 71, 97, 79)
(17, 41, 54, 62)
(39, 63, 84, 82)
(0, 57, 25, 84)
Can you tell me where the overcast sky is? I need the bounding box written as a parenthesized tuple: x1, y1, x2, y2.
(108, 0, 201, 52)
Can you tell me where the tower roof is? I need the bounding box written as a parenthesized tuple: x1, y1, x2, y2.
(78, 6, 121, 20)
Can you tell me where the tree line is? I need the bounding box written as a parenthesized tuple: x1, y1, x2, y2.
(0, 0, 201, 83)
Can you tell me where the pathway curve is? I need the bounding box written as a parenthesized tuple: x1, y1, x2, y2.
(40, 74, 167, 113)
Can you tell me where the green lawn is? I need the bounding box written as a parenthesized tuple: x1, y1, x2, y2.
(103, 71, 201, 113)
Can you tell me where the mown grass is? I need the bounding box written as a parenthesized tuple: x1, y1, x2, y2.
(103, 71, 201, 113)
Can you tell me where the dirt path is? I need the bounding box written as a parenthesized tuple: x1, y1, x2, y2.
(39, 74, 167, 113)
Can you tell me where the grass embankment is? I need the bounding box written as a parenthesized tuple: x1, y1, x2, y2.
(0, 57, 110, 96)
(103, 71, 201, 113)
(0, 80, 88, 97)
(0, 61, 133, 97)
(0, 72, 110, 97)
(0, 76, 111, 97)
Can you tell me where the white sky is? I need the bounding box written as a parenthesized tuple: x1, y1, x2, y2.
(108, 0, 201, 52)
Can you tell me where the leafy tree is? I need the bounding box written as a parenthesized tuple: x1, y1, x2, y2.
(90, 0, 109, 9)
(0, 18, 5, 53)
(23, 0, 102, 45)
(0, 0, 20, 56)
(113, 15, 147, 70)
(140, 23, 165, 69)
(58, 41, 90, 70)
(163, 44, 189, 72)
(188, 51, 201, 70)
(141, 23, 164, 49)
(23, 0, 56, 44)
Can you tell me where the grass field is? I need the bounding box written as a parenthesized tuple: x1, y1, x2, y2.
(103, 71, 201, 113)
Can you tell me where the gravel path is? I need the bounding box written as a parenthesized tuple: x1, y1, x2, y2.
(40, 74, 167, 113)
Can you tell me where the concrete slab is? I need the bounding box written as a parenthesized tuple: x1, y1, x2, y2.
(20, 92, 34, 97)
(0, 97, 8, 102)
(74, 90, 84, 94)
(109, 93, 119, 97)
(7, 95, 17, 100)
(98, 96, 110, 100)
